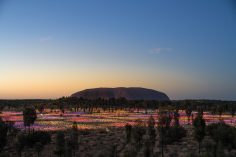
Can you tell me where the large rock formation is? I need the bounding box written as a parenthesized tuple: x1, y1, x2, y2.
(71, 87, 169, 101)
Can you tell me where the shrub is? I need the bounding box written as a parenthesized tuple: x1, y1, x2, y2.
(164, 126, 187, 144)
(25, 131, 51, 147)
(15, 131, 51, 150)
(207, 122, 236, 149)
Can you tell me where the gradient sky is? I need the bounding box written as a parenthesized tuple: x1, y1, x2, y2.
(0, 0, 236, 100)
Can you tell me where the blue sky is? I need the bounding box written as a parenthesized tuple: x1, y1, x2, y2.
(0, 0, 236, 100)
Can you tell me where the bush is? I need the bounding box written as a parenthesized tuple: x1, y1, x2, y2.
(123, 147, 137, 157)
(17, 131, 51, 148)
(206, 122, 236, 149)
(0, 152, 9, 157)
(54, 132, 65, 157)
(164, 126, 187, 144)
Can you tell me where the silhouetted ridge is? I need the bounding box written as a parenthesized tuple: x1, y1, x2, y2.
(71, 87, 169, 100)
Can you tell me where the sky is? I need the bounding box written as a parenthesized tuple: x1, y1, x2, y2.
(0, 0, 236, 100)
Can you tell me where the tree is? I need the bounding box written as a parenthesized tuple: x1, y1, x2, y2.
(125, 123, 132, 143)
(34, 142, 43, 157)
(173, 110, 180, 127)
(193, 113, 206, 155)
(185, 106, 192, 125)
(23, 107, 37, 133)
(111, 144, 117, 157)
(147, 116, 156, 145)
(144, 144, 151, 157)
(15, 133, 26, 157)
(67, 122, 79, 157)
(230, 107, 235, 124)
(0, 118, 8, 153)
(54, 132, 65, 157)
(217, 105, 224, 119)
(0, 106, 4, 113)
(157, 111, 172, 157)
(37, 105, 44, 114)
(132, 119, 146, 150)
(59, 104, 65, 115)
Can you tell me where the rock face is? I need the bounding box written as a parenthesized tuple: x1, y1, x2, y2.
(71, 87, 170, 101)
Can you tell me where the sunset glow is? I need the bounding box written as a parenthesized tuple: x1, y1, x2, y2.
(0, 0, 236, 100)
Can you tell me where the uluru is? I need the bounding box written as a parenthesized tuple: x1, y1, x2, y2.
(71, 87, 170, 101)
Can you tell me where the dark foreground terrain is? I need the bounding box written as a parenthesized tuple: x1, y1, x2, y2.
(1, 98, 236, 157)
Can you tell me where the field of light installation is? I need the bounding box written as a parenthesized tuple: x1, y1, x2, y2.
(1, 109, 235, 131)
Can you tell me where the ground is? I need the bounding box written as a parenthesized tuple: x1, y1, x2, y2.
(4, 125, 236, 157)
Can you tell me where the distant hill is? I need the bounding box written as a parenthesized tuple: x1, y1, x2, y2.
(71, 87, 170, 101)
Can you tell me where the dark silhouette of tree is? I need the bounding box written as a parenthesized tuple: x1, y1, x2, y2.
(34, 142, 43, 157)
(193, 112, 206, 155)
(185, 106, 192, 125)
(197, 107, 204, 116)
(111, 144, 117, 157)
(216, 142, 225, 157)
(143, 101, 148, 114)
(125, 123, 132, 143)
(230, 107, 235, 124)
(59, 105, 65, 115)
(147, 116, 156, 146)
(132, 119, 146, 150)
(37, 105, 44, 114)
(0, 118, 8, 153)
(67, 122, 79, 157)
(173, 110, 180, 126)
(144, 143, 151, 157)
(23, 107, 37, 133)
(0, 106, 4, 113)
(65, 142, 72, 157)
(15, 133, 26, 157)
(54, 132, 65, 157)
(217, 105, 224, 119)
(157, 110, 172, 157)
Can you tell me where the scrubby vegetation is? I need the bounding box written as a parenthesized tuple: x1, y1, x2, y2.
(207, 122, 236, 149)
(0, 99, 236, 156)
